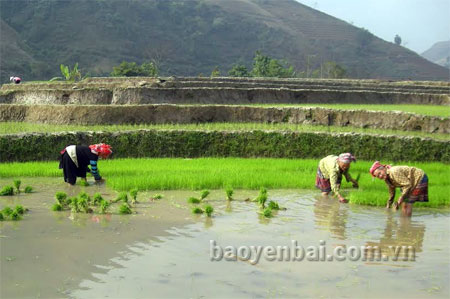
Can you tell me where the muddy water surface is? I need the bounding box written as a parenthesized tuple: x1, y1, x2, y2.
(1, 178, 449, 298)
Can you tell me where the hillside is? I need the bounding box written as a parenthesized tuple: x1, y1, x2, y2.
(1, 0, 448, 83)
(422, 41, 450, 69)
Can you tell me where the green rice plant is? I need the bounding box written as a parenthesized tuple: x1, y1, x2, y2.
(1, 158, 449, 207)
(13, 180, 21, 193)
(151, 194, 163, 200)
(14, 205, 25, 215)
(130, 188, 139, 204)
(204, 205, 214, 217)
(55, 191, 68, 206)
(0, 186, 14, 196)
(24, 186, 33, 193)
(0, 212, 3, 221)
(92, 193, 104, 206)
(268, 200, 280, 210)
(52, 203, 63, 211)
(66, 197, 75, 206)
(200, 190, 210, 200)
(192, 207, 204, 214)
(225, 187, 233, 201)
(10, 210, 21, 221)
(80, 180, 90, 187)
(70, 198, 80, 213)
(2, 206, 13, 216)
(262, 207, 273, 218)
(115, 192, 128, 203)
(78, 191, 91, 203)
(119, 203, 132, 214)
(188, 197, 201, 204)
(253, 187, 268, 207)
(77, 198, 89, 213)
(99, 199, 110, 214)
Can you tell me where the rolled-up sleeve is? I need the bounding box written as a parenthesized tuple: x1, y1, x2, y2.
(89, 160, 102, 181)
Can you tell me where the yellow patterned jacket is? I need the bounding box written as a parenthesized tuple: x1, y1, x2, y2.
(318, 155, 353, 196)
(386, 166, 425, 200)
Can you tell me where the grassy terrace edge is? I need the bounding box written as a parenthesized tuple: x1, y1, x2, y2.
(1, 130, 449, 163)
(1, 122, 449, 141)
(0, 158, 448, 208)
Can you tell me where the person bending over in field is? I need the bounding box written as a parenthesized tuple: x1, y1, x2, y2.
(10, 76, 21, 84)
(315, 153, 359, 203)
(59, 143, 112, 185)
(369, 161, 428, 217)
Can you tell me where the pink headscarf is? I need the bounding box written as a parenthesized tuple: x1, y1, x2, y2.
(369, 161, 391, 177)
(89, 143, 112, 157)
(338, 153, 356, 164)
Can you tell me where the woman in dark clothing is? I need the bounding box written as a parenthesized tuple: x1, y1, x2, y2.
(59, 143, 112, 185)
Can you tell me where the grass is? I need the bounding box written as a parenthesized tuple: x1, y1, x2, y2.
(0, 158, 448, 207)
(0, 121, 448, 141)
(253, 104, 450, 118)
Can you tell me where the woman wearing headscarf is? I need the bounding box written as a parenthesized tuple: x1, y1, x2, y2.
(369, 161, 428, 217)
(315, 153, 358, 203)
(59, 143, 112, 185)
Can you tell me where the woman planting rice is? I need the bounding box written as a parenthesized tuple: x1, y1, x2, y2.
(59, 143, 112, 185)
(370, 161, 428, 217)
(315, 153, 358, 203)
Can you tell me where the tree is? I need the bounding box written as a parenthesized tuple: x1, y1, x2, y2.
(251, 51, 296, 78)
(210, 66, 220, 77)
(322, 61, 347, 78)
(60, 63, 81, 81)
(111, 61, 158, 77)
(394, 34, 402, 46)
(228, 64, 250, 77)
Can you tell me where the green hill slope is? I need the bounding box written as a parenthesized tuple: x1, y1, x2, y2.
(1, 0, 448, 82)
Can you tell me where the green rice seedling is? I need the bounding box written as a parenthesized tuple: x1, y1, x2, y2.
(78, 191, 91, 203)
(204, 205, 214, 217)
(92, 193, 103, 206)
(70, 198, 80, 213)
(10, 210, 21, 221)
(77, 198, 89, 213)
(192, 207, 204, 214)
(252, 187, 267, 202)
(268, 200, 280, 210)
(253, 187, 268, 208)
(262, 207, 273, 218)
(52, 203, 63, 211)
(55, 191, 68, 206)
(24, 186, 33, 193)
(0, 186, 14, 196)
(225, 187, 233, 201)
(200, 190, 210, 200)
(150, 194, 163, 201)
(130, 188, 139, 204)
(188, 197, 201, 204)
(2, 206, 13, 216)
(14, 205, 25, 215)
(13, 180, 21, 193)
(66, 197, 75, 206)
(80, 180, 90, 187)
(99, 199, 110, 214)
(119, 203, 132, 214)
(355, 173, 361, 182)
(115, 192, 128, 203)
(0, 212, 3, 221)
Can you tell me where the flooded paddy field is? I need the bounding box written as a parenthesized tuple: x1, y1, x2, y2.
(1, 178, 449, 298)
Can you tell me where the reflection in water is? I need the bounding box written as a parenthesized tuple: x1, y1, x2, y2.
(365, 213, 425, 260)
(314, 197, 348, 240)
